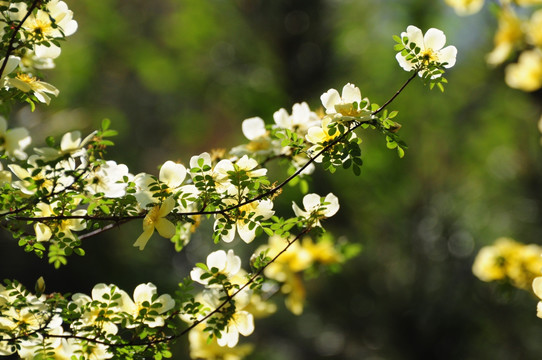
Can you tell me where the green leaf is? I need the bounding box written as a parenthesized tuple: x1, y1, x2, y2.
(353, 164, 361, 176)
(73, 248, 85, 256)
(99, 204, 111, 214)
(101, 118, 111, 130)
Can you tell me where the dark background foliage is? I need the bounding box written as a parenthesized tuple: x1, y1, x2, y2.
(2, 0, 542, 359)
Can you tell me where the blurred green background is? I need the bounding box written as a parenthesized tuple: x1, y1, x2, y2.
(3, 0, 542, 359)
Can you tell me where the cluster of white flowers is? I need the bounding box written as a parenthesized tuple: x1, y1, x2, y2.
(0, 14, 459, 359)
(0, 281, 173, 358)
(1, 0, 78, 103)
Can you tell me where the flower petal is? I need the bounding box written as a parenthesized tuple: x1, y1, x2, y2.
(207, 250, 227, 270)
(424, 28, 446, 51)
(159, 161, 186, 188)
(242, 117, 266, 140)
(155, 218, 176, 238)
(341, 83, 361, 104)
(237, 221, 257, 243)
(320, 88, 341, 113)
(133, 283, 156, 303)
(235, 311, 255, 336)
(133, 227, 154, 250)
(438, 45, 458, 67)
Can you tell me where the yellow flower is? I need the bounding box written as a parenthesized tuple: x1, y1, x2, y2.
(526, 9, 542, 47)
(301, 236, 343, 265)
(7, 73, 59, 105)
(486, 8, 523, 66)
(472, 237, 542, 290)
(505, 50, 542, 92)
(133, 197, 176, 250)
(256, 236, 313, 315)
(188, 323, 254, 360)
(444, 0, 484, 16)
(532, 277, 542, 318)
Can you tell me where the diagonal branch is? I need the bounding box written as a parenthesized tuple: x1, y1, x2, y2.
(0, 0, 40, 76)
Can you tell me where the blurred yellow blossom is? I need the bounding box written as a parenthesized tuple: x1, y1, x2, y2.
(532, 277, 542, 318)
(254, 234, 345, 315)
(486, 8, 523, 66)
(188, 323, 253, 360)
(505, 50, 542, 91)
(472, 237, 542, 290)
(526, 9, 542, 47)
(445, 0, 484, 16)
(302, 236, 343, 265)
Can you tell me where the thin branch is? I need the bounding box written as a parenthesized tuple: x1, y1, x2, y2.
(0, 0, 40, 76)
(373, 71, 418, 116)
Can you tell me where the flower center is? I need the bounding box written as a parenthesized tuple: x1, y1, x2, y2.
(146, 206, 161, 224)
(15, 73, 37, 85)
(334, 103, 361, 117)
(29, 19, 52, 37)
(421, 49, 438, 64)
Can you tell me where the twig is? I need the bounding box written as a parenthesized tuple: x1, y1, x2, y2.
(0, 0, 40, 76)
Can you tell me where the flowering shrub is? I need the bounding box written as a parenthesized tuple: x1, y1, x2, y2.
(0, 1, 461, 359)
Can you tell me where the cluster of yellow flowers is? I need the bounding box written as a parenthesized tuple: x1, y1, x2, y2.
(446, 0, 542, 92)
(472, 237, 542, 290)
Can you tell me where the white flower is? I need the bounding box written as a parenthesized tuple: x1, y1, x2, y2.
(0, 116, 31, 160)
(84, 160, 131, 198)
(191, 249, 242, 287)
(22, 0, 77, 38)
(189, 152, 230, 193)
(71, 283, 124, 335)
(16, 324, 64, 359)
(396, 25, 457, 78)
(0, 56, 20, 85)
(214, 155, 267, 181)
(273, 102, 321, 135)
(34, 130, 95, 160)
(200, 289, 255, 348)
(242, 117, 267, 141)
(215, 198, 275, 243)
(134, 160, 188, 207)
(320, 83, 371, 118)
(9, 155, 74, 195)
(33, 201, 86, 242)
(120, 283, 175, 328)
(292, 193, 340, 227)
(230, 117, 276, 157)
